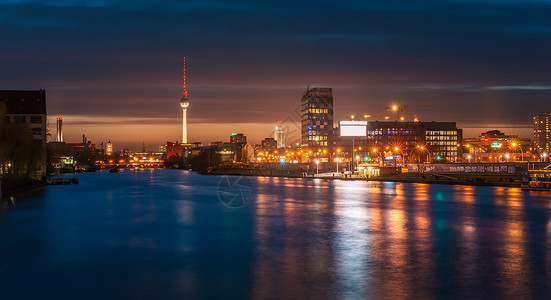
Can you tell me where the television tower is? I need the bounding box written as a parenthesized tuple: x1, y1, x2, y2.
(179, 57, 190, 144)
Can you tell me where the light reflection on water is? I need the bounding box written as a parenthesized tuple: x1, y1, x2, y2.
(1, 169, 550, 299)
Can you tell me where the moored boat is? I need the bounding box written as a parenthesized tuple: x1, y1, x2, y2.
(521, 166, 551, 191)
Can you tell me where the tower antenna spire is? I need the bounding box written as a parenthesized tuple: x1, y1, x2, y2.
(182, 57, 188, 98)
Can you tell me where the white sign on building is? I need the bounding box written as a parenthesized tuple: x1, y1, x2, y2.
(339, 121, 367, 137)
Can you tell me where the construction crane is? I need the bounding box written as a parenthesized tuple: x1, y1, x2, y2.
(386, 103, 431, 121)
(345, 103, 431, 122)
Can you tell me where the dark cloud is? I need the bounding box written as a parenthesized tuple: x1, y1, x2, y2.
(1, 0, 550, 147)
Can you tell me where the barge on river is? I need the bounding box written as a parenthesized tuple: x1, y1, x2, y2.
(521, 165, 551, 191)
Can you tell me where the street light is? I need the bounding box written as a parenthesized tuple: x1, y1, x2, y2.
(372, 148, 378, 165)
(315, 160, 319, 174)
(467, 155, 471, 163)
(510, 141, 523, 162)
(336, 158, 340, 173)
(466, 144, 479, 163)
(394, 147, 400, 167)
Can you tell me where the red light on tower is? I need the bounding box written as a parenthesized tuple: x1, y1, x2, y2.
(182, 57, 188, 97)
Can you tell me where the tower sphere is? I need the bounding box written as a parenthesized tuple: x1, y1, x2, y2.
(180, 97, 189, 108)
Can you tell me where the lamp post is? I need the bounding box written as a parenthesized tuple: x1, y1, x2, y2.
(394, 147, 400, 167)
(466, 144, 479, 163)
(336, 158, 340, 173)
(510, 142, 524, 162)
(351, 138, 355, 174)
(315, 160, 319, 174)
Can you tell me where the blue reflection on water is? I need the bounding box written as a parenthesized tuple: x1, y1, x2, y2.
(0, 169, 550, 299)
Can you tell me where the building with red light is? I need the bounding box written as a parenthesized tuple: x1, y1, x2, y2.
(166, 141, 192, 159)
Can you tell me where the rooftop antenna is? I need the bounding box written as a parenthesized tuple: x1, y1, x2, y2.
(182, 57, 188, 99)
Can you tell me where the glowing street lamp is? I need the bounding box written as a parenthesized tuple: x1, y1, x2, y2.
(467, 155, 472, 163)
(393, 147, 400, 167)
(315, 160, 320, 174)
(371, 148, 378, 165)
(510, 141, 524, 162)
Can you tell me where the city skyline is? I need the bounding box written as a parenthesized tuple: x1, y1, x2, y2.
(2, 0, 550, 149)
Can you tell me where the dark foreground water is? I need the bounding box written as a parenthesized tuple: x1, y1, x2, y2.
(1, 169, 551, 299)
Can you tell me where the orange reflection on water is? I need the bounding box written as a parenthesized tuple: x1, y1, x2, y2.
(494, 187, 508, 207)
(498, 186, 529, 299)
(504, 187, 524, 207)
(378, 183, 409, 298)
(456, 185, 476, 203)
(253, 178, 337, 299)
(411, 183, 435, 297)
(455, 185, 479, 292)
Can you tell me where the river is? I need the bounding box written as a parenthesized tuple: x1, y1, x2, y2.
(1, 169, 550, 299)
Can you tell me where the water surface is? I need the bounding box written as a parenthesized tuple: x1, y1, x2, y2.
(1, 169, 550, 299)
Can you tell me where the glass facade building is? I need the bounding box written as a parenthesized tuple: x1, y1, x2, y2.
(339, 121, 463, 162)
(300, 88, 333, 148)
(534, 112, 551, 154)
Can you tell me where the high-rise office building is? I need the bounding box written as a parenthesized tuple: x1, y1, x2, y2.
(301, 87, 333, 148)
(534, 112, 551, 154)
(275, 125, 285, 148)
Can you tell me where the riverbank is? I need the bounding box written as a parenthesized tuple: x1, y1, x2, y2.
(368, 173, 521, 187)
(207, 168, 523, 187)
(1, 178, 46, 199)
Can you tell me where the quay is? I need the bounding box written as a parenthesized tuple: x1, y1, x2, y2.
(46, 177, 79, 185)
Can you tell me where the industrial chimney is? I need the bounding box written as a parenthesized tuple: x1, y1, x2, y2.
(56, 117, 63, 142)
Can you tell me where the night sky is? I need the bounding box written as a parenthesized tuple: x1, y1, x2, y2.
(2, 0, 550, 150)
